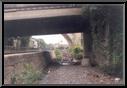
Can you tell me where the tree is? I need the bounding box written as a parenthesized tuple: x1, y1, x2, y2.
(20, 36, 31, 48)
(36, 39, 47, 49)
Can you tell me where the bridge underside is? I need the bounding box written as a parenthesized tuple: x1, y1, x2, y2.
(4, 14, 92, 66)
(4, 15, 89, 37)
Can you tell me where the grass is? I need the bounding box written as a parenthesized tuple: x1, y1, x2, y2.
(11, 63, 43, 84)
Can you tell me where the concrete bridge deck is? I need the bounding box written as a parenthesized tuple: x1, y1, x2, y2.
(4, 4, 82, 21)
(4, 4, 86, 37)
(4, 8, 82, 21)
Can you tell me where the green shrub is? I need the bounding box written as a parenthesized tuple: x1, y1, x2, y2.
(15, 63, 42, 84)
(69, 46, 83, 60)
(54, 48, 62, 61)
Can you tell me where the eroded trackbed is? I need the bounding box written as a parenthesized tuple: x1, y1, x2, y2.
(39, 65, 122, 84)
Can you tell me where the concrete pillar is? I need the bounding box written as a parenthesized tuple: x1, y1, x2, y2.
(83, 32, 93, 58)
(81, 33, 84, 48)
(81, 32, 92, 66)
(17, 37, 21, 49)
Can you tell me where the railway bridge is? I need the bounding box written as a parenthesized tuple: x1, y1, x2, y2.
(4, 4, 93, 61)
(4, 4, 124, 84)
(4, 4, 123, 66)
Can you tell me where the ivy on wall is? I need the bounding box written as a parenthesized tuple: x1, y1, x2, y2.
(88, 5, 123, 77)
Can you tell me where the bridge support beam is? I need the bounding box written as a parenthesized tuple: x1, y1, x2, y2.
(83, 32, 92, 58)
(81, 32, 91, 66)
(81, 31, 96, 66)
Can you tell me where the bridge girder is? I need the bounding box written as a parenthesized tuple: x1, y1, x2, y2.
(4, 15, 89, 37)
(4, 8, 81, 21)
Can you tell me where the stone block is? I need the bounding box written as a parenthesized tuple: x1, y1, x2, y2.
(81, 58, 90, 66)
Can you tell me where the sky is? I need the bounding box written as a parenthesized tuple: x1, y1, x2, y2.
(32, 34, 68, 45)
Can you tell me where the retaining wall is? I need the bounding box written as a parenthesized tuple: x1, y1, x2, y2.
(4, 51, 52, 84)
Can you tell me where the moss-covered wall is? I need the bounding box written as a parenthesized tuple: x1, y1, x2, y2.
(89, 5, 123, 77)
